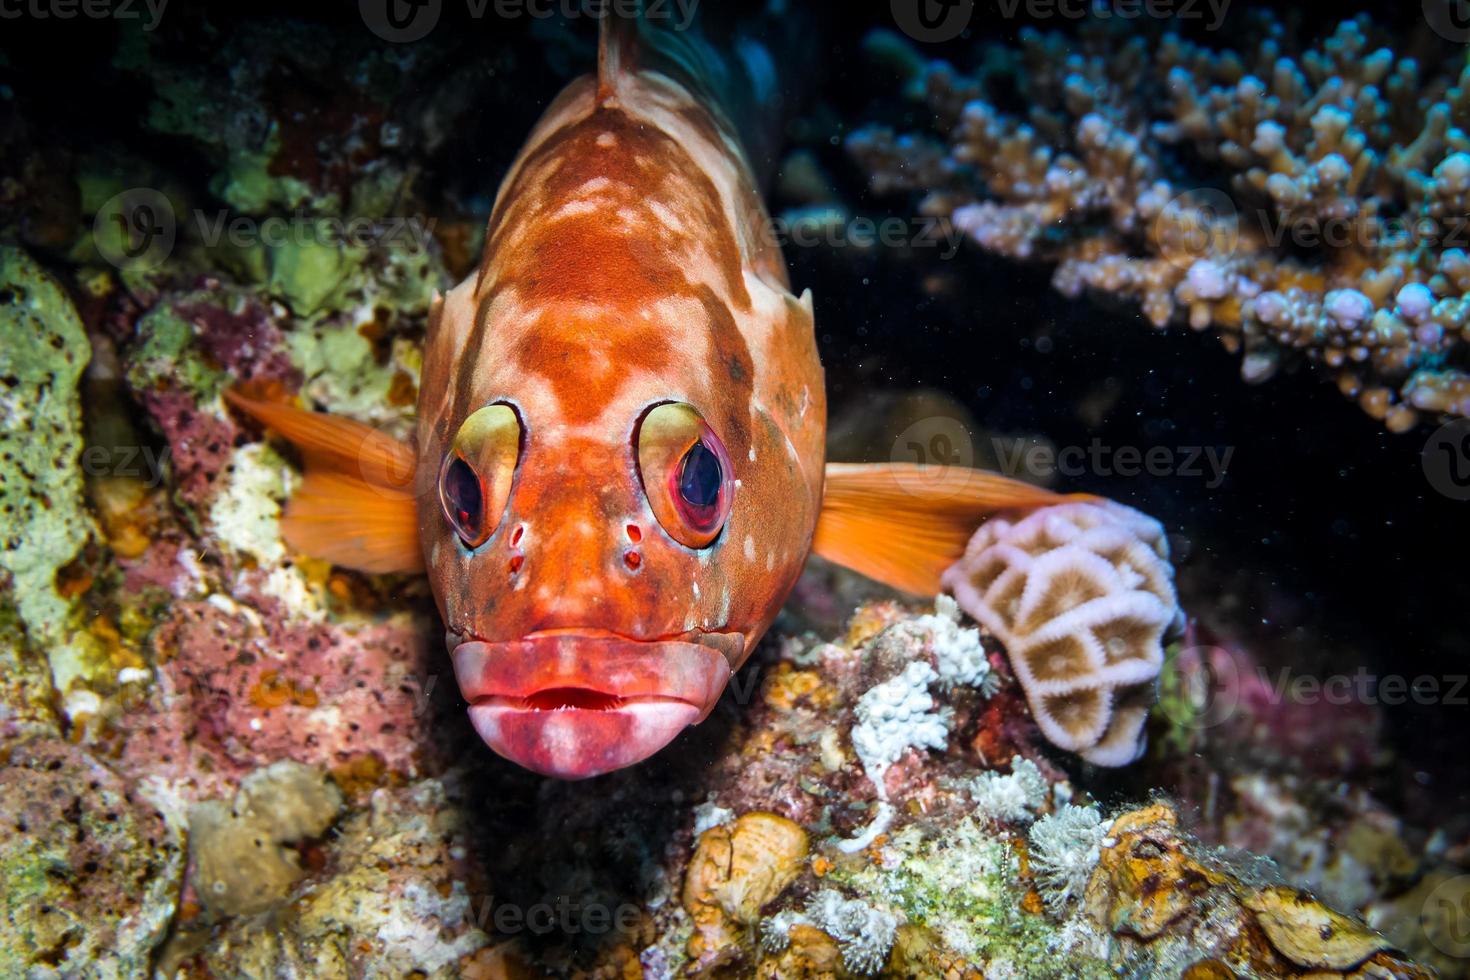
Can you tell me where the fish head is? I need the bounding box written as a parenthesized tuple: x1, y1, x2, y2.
(419, 275, 824, 778)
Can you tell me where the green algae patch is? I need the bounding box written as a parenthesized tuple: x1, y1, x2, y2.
(828, 819, 1114, 978)
(0, 248, 110, 709)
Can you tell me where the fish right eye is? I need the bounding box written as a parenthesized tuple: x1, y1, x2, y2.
(439, 403, 522, 549)
(441, 456, 486, 546)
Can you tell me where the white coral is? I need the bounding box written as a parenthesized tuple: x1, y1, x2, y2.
(841, 661, 951, 853)
(804, 889, 899, 975)
(1028, 804, 1109, 914)
(971, 755, 1049, 825)
(907, 594, 997, 693)
(941, 500, 1182, 766)
(850, 662, 951, 784)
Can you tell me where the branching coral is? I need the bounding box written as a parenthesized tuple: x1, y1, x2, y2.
(942, 501, 1181, 766)
(971, 755, 1050, 825)
(849, 16, 1470, 431)
(761, 889, 900, 975)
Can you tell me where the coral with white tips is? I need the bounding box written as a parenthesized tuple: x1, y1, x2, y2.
(1028, 804, 1110, 915)
(942, 501, 1182, 766)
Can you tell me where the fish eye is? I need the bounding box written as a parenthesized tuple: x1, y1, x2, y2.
(636, 402, 734, 549)
(439, 403, 521, 548)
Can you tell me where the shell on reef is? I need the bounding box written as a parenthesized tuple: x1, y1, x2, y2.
(1084, 804, 1229, 940)
(1242, 886, 1393, 971)
(1083, 804, 1430, 979)
(942, 501, 1181, 766)
(683, 812, 809, 971)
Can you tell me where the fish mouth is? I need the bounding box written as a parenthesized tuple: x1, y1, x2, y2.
(451, 631, 738, 779)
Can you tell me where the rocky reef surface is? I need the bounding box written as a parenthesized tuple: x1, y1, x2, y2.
(0, 238, 1456, 976)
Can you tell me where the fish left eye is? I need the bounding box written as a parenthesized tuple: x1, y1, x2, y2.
(636, 402, 734, 549)
(439, 403, 521, 548)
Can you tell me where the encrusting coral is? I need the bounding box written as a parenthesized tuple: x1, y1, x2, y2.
(942, 500, 1182, 765)
(849, 16, 1470, 431)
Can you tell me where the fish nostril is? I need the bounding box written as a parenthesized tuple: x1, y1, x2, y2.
(623, 550, 641, 570)
(511, 525, 525, 546)
(625, 523, 641, 543)
(509, 554, 524, 574)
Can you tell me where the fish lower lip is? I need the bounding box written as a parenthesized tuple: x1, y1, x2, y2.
(451, 635, 735, 779)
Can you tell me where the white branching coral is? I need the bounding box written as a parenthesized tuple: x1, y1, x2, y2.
(942, 500, 1182, 766)
(897, 594, 998, 692)
(1028, 804, 1109, 915)
(842, 661, 952, 853)
(850, 662, 951, 784)
(971, 755, 1050, 825)
(761, 890, 899, 975)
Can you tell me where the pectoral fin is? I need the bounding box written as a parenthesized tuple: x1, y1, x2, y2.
(812, 462, 1092, 595)
(224, 390, 424, 574)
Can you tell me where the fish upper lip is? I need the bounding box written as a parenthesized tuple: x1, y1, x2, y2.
(450, 631, 737, 718)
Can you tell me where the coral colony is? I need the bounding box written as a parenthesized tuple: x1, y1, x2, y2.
(849, 16, 1470, 431)
(0, 8, 1458, 980)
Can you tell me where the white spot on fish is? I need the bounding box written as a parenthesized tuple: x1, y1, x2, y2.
(596, 132, 617, 148)
(766, 551, 775, 571)
(743, 535, 755, 561)
(748, 446, 756, 462)
(692, 582, 701, 600)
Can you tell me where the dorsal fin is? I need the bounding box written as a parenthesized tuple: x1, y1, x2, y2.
(596, 7, 638, 102)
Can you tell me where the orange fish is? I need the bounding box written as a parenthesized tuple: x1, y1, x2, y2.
(226, 16, 1069, 779)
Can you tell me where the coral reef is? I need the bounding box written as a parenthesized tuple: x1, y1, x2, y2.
(0, 10, 1458, 977)
(970, 754, 1050, 826)
(943, 500, 1181, 765)
(0, 247, 102, 732)
(0, 739, 185, 977)
(849, 17, 1470, 431)
(187, 760, 343, 916)
(1028, 803, 1109, 914)
(1083, 804, 1430, 978)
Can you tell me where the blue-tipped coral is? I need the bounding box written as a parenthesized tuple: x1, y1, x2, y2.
(849, 16, 1470, 431)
